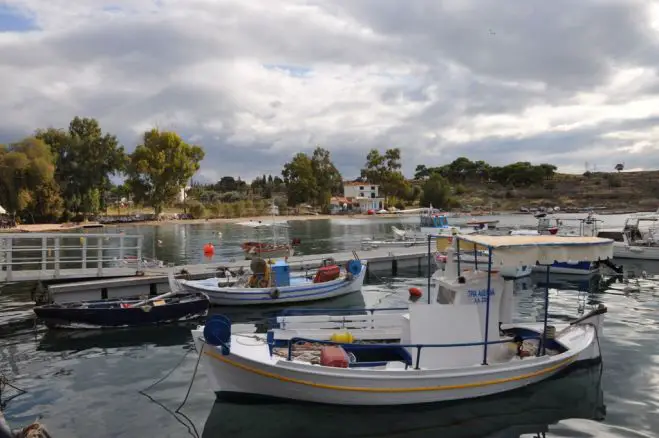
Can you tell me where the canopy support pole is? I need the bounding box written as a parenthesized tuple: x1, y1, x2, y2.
(540, 264, 551, 356)
(482, 249, 493, 365)
(474, 244, 478, 271)
(427, 234, 432, 305)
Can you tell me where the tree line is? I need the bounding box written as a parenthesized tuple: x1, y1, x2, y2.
(1, 115, 567, 223)
(280, 152, 560, 211)
(0, 117, 204, 222)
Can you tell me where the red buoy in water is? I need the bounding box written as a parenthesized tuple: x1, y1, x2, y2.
(203, 242, 215, 256)
(409, 287, 423, 298)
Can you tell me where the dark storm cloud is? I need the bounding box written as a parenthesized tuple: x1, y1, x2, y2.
(1, 0, 659, 181)
(332, 0, 659, 90)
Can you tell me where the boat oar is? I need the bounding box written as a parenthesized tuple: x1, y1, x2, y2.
(129, 290, 179, 308)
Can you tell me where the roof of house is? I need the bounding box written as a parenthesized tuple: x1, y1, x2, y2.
(343, 181, 378, 186)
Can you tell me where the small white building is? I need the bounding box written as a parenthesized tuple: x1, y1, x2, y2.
(177, 185, 191, 203)
(342, 181, 385, 213)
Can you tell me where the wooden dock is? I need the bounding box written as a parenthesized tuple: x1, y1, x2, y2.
(44, 246, 436, 304)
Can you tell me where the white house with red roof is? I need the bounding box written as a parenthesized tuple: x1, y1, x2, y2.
(330, 181, 384, 213)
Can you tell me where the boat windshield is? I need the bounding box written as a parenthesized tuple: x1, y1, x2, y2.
(436, 285, 456, 304)
(420, 215, 448, 228)
(597, 231, 624, 242)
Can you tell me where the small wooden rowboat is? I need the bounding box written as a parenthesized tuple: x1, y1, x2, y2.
(33, 290, 210, 329)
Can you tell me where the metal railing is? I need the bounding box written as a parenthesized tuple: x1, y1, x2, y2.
(285, 336, 538, 369)
(0, 233, 143, 282)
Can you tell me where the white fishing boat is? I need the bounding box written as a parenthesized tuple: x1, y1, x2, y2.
(177, 258, 366, 306)
(510, 214, 603, 275)
(191, 235, 613, 405)
(596, 214, 659, 260)
(391, 206, 473, 241)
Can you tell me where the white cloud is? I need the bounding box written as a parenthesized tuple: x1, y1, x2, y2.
(1, 0, 659, 181)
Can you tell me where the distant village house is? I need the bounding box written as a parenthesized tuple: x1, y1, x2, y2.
(330, 181, 384, 213)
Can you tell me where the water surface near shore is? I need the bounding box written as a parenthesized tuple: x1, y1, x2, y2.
(1, 214, 658, 437)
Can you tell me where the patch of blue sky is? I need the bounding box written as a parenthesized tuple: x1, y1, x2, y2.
(263, 64, 313, 77)
(0, 4, 38, 32)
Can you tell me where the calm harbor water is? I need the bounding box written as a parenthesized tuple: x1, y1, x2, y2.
(1, 214, 658, 437)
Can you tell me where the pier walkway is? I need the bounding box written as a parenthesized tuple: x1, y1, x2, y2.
(0, 233, 144, 282)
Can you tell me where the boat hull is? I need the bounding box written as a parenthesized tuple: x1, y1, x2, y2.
(612, 243, 659, 260)
(193, 322, 596, 406)
(180, 264, 366, 306)
(34, 294, 210, 329)
(532, 261, 597, 275)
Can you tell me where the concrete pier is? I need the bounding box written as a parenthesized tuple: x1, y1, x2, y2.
(44, 246, 436, 304)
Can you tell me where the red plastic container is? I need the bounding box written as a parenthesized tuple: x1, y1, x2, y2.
(313, 265, 341, 283)
(320, 346, 349, 368)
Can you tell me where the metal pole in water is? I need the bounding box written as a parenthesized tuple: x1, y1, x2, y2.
(427, 234, 431, 304)
(482, 248, 493, 365)
(456, 238, 461, 276)
(541, 264, 550, 356)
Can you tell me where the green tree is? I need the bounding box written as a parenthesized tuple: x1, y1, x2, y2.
(360, 148, 406, 201)
(126, 129, 205, 215)
(282, 153, 318, 206)
(414, 164, 430, 180)
(420, 173, 452, 209)
(36, 117, 126, 216)
(0, 137, 63, 221)
(310, 147, 342, 207)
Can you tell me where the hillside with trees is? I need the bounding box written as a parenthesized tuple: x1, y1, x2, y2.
(1, 119, 656, 225)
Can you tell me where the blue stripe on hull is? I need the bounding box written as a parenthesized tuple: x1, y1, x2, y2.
(551, 261, 593, 271)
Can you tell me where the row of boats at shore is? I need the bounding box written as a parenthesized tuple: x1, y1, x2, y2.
(31, 233, 621, 409)
(27, 209, 647, 408)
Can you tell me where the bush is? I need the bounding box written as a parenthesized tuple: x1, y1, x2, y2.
(395, 201, 405, 210)
(188, 200, 206, 219)
(221, 191, 243, 203)
(208, 203, 222, 218)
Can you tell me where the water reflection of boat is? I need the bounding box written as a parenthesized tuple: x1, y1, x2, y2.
(201, 363, 604, 438)
(36, 324, 193, 352)
(207, 290, 368, 326)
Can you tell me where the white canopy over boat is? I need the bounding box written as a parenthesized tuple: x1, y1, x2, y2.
(455, 235, 613, 267)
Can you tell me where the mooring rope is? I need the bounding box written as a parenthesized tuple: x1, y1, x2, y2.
(137, 345, 202, 438)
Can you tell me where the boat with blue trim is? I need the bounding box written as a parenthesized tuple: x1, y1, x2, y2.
(177, 257, 366, 306)
(190, 235, 613, 405)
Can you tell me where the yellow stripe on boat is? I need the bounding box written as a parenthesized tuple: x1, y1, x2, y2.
(204, 349, 575, 393)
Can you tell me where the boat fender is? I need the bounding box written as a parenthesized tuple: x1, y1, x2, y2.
(270, 288, 280, 299)
(409, 287, 423, 298)
(347, 259, 362, 276)
(330, 331, 353, 343)
(204, 315, 232, 354)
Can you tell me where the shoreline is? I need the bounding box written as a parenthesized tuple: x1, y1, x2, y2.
(1, 208, 645, 234)
(2, 214, 375, 233)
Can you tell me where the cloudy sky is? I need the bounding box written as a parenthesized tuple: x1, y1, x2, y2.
(1, 0, 659, 182)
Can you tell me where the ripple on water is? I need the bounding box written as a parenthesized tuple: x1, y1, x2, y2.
(0, 217, 658, 436)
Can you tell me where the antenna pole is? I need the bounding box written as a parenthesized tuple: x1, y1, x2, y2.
(482, 249, 493, 365)
(540, 264, 550, 356)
